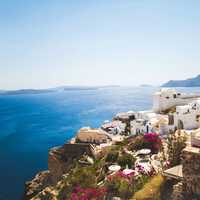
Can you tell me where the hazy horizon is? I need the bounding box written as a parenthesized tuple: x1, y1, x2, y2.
(0, 84, 157, 91)
(1, 1, 200, 90)
(1, 74, 200, 90)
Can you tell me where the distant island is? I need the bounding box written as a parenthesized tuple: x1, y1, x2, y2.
(0, 89, 56, 95)
(139, 84, 153, 87)
(62, 85, 120, 91)
(0, 85, 120, 95)
(162, 74, 200, 87)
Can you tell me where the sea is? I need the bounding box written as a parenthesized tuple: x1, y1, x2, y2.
(0, 86, 200, 200)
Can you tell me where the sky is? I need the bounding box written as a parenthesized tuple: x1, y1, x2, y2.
(0, 0, 200, 90)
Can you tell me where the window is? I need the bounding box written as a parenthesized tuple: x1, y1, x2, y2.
(196, 115, 200, 122)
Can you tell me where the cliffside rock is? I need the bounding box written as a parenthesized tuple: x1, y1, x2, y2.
(25, 171, 52, 200)
(48, 146, 70, 184)
(30, 186, 58, 200)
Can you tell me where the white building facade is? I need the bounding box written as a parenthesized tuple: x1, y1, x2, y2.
(153, 88, 188, 113)
(152, 88, 200, 113)
(174, 100, 200, 130)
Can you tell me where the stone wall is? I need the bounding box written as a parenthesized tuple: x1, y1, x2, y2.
(172, 182, 184, 200)
(182, 146, 200, 199)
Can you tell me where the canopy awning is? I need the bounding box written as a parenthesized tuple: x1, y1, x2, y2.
(163, 165, 183, 180)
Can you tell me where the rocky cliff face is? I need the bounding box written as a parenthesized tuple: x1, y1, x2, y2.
(25, 171, 52, 199)
(24, 143, 95, 199)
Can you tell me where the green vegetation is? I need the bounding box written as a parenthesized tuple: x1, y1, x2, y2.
(105, 171, 152, 199)
(118, 153, 136, 168)
(69, 166, 97, 188)
(57, 165, 100, 199)
(105, 151, 119, 162)
(167, 130, 187, 167)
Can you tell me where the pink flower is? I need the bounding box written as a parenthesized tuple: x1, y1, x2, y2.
(71, 187, 107, 200)
(143, 133, 162, 153)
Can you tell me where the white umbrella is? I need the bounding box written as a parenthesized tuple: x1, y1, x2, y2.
(137, 149, 151, 155)
(108, 165, 121, 172)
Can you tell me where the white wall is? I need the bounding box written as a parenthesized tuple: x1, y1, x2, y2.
(153, 90, 191, 113)
(174, 110, 200, 130)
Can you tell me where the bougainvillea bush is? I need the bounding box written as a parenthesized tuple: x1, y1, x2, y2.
(129, 133, 162, 154)
(71, 186, 107, 200)
(143, 133, 162, 153)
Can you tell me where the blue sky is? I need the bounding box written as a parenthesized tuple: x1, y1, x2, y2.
(0, 0, 200, 89)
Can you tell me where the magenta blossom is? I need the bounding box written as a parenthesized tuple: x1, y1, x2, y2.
(71, 186, 107, 200)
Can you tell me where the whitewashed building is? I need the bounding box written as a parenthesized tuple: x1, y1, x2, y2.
(130, 119, 156, 135)
(153, 88, 186, 113)
(174, 100, 200, 130)
(153, 88, 200, 113)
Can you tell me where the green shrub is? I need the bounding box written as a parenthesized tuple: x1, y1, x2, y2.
(118, 179, 133, 198)
(132, 175, 165, 200)
(167, 130, 186, 167)
(69, 166, 97, 188)
(118, 154, 136, 168)
(105, 151, 119, 163)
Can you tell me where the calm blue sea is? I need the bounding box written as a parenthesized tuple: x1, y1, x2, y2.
(0, 86, 200, 200)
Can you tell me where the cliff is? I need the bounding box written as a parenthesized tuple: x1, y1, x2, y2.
(24, 143, 96, 199)
(162, 74, 200, 87)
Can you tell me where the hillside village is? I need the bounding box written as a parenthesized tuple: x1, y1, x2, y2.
(25, 88, 200, 200)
